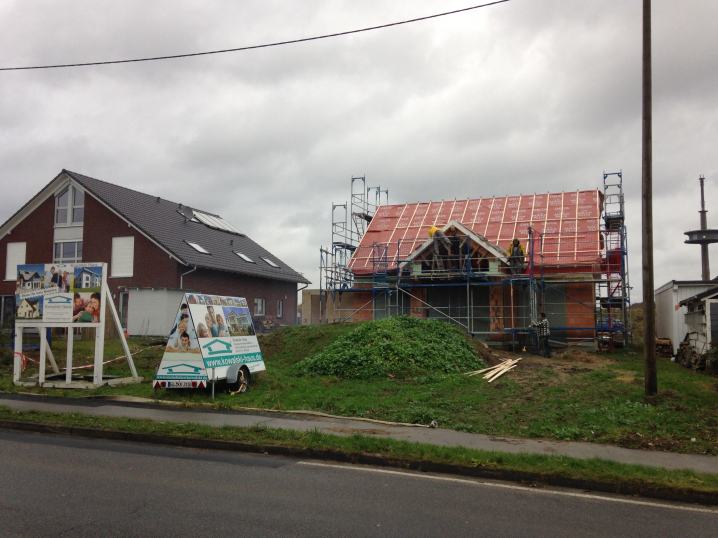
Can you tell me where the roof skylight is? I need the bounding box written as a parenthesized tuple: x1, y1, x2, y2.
(193, 210, 242, 235)
(186, 241, 210, 254)
(261, 257, 280, 268)
(235, 252, 254, 263)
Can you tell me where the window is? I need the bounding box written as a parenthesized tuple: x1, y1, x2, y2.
(5, 242, 26, 281)
(261, 257, 280, 268)
(72, 187, 85, 223)
(53, 241, 82, 263)
(235, 252, 254, 263)
(111, 236, 134, 277)
(276, 299, 283, 319)
(0, 295, 14, 328)
(186, 241, 210, 254)
(55, 185, 84, 225)
(254, 297, 266, 316)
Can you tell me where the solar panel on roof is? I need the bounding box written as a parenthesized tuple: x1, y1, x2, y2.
(193, 210, 243, 235)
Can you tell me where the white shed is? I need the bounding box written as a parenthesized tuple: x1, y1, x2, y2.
(126, 288, 185, 336)
(655, 280, 716, 354)
(680, 288, 718, 354)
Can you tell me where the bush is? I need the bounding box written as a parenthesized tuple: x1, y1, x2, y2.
(293, 317, 482, 379)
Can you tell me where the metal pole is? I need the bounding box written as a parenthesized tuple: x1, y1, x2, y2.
(699, 175, 710, 281)
(642, 0, 657, 395)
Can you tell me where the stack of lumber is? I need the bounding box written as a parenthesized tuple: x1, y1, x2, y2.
(465, 358, 521, 383)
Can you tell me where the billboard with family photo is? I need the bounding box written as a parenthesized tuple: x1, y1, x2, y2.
(154, 293, 265, 388)
(15, 263, 104, 324)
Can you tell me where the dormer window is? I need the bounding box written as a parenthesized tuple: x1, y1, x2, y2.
(55, 185, 84, 225)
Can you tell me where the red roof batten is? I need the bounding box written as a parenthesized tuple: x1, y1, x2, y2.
(349, 189, 603, 275)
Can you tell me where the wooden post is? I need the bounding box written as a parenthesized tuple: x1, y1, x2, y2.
(13, 327, 22, 384)
(45, 341, 60, 375)
(65, 329, 74, 383)
(106, 287, 138, 378)
(642, 0, 657, 395)
(39, 328, 47, 385)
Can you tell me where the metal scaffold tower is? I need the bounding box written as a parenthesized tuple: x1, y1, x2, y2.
(319, 176, 388, 321)
(596, 171, 631, 348)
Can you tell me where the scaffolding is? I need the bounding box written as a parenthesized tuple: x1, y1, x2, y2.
(319, 175, 631, 351)
(319, 176, 388, 321)
(595, 171, 631, 348)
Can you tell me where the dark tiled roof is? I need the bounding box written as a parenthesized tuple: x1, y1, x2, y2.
(65, 170, 309, 284)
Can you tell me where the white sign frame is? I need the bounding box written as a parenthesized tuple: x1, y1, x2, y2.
(13, 262, 140, 388)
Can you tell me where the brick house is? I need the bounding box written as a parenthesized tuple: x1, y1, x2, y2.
(0, 170, 309, 333)
(322, 187, 629, 347)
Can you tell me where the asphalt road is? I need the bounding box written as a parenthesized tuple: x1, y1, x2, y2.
(1, 430, 716, 537)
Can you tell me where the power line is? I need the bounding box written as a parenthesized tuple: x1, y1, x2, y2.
(0, 1, 509, 71)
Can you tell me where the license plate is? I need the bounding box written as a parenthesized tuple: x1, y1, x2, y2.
(166, 380, 197, 388)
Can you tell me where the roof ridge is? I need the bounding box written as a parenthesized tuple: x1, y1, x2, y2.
(376, 189, 602, 208)
(63, 169, 212, 215)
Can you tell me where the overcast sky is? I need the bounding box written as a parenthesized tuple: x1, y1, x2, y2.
(1, 0, 716, 300)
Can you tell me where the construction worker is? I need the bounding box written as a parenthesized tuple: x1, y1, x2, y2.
(531, 312, 552, 357)
(428, 225, 451, 271)
(507, 238, 525, 274)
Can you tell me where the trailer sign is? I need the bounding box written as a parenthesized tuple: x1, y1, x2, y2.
(153, 293, 265, 389)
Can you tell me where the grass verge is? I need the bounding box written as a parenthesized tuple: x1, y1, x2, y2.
(0, 405, 717, 505)
(2, 325, 717, 456)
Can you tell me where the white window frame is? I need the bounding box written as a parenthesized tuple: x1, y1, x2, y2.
(276, 299, 283, 319)
(53, 240, 83, 263)
(254, 297, 266, 316)
(111, 236, 135, 278)
(55, 185, 84, 226)
(235, 252, 254, 263)
(5, 242, 26, 281)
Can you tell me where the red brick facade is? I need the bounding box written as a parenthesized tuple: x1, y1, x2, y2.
(0, 196, 55, 295)
(83, 196, 180, 297)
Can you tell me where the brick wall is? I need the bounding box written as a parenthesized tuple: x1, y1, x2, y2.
(83, 195, 180, 298)
(183, 268, 298, 327)
(0, 196, 55, 295)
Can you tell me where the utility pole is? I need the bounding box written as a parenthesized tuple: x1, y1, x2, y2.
(642, 0, 657, 396)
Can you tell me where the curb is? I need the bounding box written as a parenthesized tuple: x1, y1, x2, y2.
(1, 419, 716, 507)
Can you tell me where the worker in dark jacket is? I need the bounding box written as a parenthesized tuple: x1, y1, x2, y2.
(531, 312, 551, 357)
(507, 238, 525, 274)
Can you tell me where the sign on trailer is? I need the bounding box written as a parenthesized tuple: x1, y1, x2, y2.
(153, 293, 266, 389)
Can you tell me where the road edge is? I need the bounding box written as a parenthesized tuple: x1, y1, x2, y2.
(1, 418, 716, 507)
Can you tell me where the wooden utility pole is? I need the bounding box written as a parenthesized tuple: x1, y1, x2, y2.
(642, 0, 657, 395)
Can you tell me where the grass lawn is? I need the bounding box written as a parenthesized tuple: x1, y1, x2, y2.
(1, 323, 717, 455)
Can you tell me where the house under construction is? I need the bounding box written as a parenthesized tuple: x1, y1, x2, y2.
(319, 173, 630, 349)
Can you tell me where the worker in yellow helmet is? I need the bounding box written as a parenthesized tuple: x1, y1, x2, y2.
(428, 225, 439, 237)
(507, 238, 525, 274)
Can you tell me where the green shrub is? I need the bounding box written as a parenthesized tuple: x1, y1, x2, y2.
(293, 317, 482, 379)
